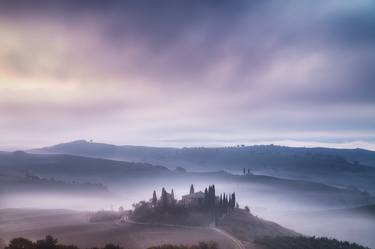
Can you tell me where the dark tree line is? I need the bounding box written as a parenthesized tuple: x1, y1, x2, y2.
(4, 236, 99, 249)
(254, 236, 370, 249)
(2, 236, 217, 249)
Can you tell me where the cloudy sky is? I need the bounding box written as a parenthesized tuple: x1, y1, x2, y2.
(0, 0, 374, 150)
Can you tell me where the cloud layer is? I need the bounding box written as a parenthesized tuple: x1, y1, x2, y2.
(0, 0, 374, 150)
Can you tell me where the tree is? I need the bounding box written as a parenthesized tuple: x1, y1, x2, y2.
(161, 187, 168, 209)
(208, 185, 215, 209)
(36, 235, 58, 249)
(245, 206, 250, 213)
(171, 189, 175, 205)
(152, 190, 157, 206)
(189, 184, 195, 195)
(6, 238, 34, 249)
(204, 188, 208, 208)
(230, 193, 236, 209)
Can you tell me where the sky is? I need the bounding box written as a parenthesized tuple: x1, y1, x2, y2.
(0, 0, 375, 150)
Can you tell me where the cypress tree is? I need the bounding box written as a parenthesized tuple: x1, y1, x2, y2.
(231, 193, 236, 209)
(190, 184, 195, 194)
(152, 190, 157, 206)
(161, 187, 168, 209)
(171, 189, 175, 205)
(204, 188, 208, 208)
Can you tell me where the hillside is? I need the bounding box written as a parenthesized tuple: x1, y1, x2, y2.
(30, 140, 375, 192)
(0, 151, 170, 183)
(0, 172, 108, 197)
(2, 150, 373, 210)
(218, 209, 298, 241)
(31, 140, 375, 169)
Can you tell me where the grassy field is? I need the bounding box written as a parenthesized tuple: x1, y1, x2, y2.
(0, 209, 241, 249)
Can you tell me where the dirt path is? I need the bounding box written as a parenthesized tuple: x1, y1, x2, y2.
(209, 227, 246, 249)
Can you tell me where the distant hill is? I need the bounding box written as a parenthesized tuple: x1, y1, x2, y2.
(0, 150, 170, 183)
(0, 172, 108, 197)
(2, 150, 374, 209)
(31, 140, 375, 170)
(30, 140, 375, 192)
(313, 204, 375, 218)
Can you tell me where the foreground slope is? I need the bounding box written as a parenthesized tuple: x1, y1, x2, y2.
(0, 209, 246, 249)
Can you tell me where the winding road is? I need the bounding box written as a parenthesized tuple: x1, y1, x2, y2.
(210, 227, 246, 249)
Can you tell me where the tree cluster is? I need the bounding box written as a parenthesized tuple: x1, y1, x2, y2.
(217, 192, 236, 213)
(203, 185, 236, 214)
(203, 185, 216, 209)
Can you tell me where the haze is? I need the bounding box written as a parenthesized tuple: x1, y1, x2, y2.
(1, 0, 375, 150)
(1, 2, 375, 249)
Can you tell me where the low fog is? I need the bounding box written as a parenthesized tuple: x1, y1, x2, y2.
(2, 174, 375, 248)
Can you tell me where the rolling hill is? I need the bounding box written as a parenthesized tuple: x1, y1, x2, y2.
(30, 140, 375, 192)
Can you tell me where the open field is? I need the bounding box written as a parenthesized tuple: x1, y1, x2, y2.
(0, 209, 245, 249)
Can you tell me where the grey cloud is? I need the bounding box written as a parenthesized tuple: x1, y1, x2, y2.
(0, 0, 374, 148)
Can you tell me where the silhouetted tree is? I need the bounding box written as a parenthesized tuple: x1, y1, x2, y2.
(171, 189, 175, 205)
(207, 185, 216, 209)
(36, 235, 58, 249)
(6, 238, 34, 249)
(161, 187, 168, 209)
(245, 206, 250, 213)
(190, 184, 195, 195)
(152, 190, 157, 206)
(230, 193, 236, 210)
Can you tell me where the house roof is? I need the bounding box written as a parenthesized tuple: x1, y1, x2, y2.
(182, 191, 205, 199)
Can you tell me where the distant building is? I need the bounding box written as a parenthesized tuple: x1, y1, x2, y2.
(180, 191, 205, 207)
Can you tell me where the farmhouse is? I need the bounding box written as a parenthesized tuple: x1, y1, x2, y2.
(180, 191, 205, 207)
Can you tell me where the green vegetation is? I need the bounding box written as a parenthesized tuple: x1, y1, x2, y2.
(1, 236, 217, 249)
(254, 236, 370, 249)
